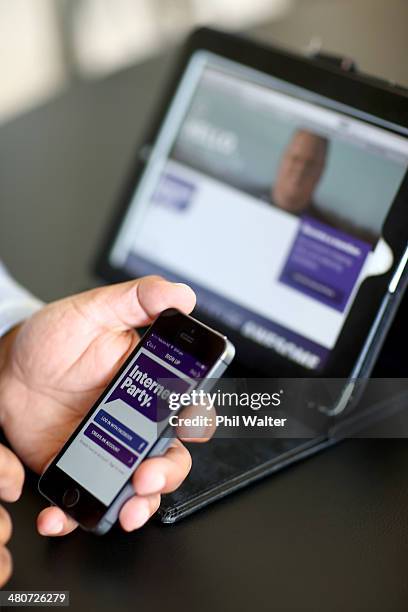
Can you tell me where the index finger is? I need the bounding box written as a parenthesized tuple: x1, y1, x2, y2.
(175, 404, 217, 443)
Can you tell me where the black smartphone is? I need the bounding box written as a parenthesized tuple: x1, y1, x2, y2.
(38, 308, 235, 534)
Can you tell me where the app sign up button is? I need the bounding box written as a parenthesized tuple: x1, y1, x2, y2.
(84, 423, 137, 467)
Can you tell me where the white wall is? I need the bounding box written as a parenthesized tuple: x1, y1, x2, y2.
(0, 0, 291, 124)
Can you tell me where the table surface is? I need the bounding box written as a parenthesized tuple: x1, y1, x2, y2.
(1, 1, 408, 610)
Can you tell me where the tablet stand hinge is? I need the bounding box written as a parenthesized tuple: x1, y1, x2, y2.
(310, 51, 358, 73)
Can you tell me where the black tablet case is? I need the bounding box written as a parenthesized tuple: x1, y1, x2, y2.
(158, 298, 408, 523)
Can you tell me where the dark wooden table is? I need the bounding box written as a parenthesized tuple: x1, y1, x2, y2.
(1, 1, 408, 610)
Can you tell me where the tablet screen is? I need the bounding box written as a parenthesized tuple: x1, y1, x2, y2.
(108, 51, 408, 371)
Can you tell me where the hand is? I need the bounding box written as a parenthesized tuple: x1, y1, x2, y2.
(0, 444, 24, 586)
(0, 276, 214, 535)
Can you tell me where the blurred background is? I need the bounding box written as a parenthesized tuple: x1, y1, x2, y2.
(1, 0, 408, 125)
(1, 0, 408, 302)
(0, 0, 291, 123)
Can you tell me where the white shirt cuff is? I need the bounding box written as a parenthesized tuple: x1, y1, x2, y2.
(0, 263, 44, 337)
(0, 298, 44, 337)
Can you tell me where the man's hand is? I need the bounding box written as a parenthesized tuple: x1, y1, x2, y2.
(0, 276, 212, 535)
(0, 445, 24, 586)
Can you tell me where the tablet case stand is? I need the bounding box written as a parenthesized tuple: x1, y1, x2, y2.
(158, 50, 408, 524)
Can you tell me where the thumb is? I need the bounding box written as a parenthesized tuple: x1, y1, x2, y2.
(73, 276, 196, 332)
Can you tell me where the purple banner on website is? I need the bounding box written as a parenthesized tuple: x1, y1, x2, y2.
(107, 352, 191, 422)
(279, 215, 372, 313)
(152, 172, 195, 211)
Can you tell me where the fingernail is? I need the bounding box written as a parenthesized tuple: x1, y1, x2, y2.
(124, 500, 150, 531)
(133, 502, 150, 528)
(189, 425, 208, 438)
(0, 487, 21, 503)
(175, 283, 195, 294)
(180, 424, 212, 439)
(46, 519, 63, 535)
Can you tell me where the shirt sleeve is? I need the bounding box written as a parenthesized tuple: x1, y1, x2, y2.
(0, 262, 44, 337)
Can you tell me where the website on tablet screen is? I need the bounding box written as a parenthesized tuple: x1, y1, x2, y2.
(110, 52, 408, 370)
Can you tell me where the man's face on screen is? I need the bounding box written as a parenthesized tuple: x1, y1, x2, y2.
(272, 130, 328, 214)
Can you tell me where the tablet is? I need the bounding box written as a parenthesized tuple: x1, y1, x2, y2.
(96, 28, 408, 379)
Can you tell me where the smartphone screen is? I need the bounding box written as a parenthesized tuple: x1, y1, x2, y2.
(46, 310, 230, 509)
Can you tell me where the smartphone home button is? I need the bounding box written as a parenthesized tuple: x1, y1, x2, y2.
(63, 488, 80, 508)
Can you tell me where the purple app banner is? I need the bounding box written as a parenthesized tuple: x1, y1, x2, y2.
(152, 172, 195, 211)
(84, 423, 137, 467)
(107, 352, 190, 422)
(279, 215, 372, 313)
